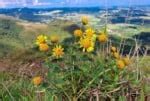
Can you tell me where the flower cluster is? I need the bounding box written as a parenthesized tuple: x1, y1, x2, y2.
(36, 35, 49, 52)
(75, 16, 131, 70)
(111, 46, 131, 69)
(73, 16, 108, 53)
(33, 35, 64, 86)
(35, 34, 64, 58)
(32, 16, 131, 91)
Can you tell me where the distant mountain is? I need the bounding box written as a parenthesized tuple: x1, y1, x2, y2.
(0, 7, 102, 22)
(0, 6, 149, 24)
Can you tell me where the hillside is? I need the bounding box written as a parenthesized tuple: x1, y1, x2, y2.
(0, 14, 149, 100)
(0, 15, 73, 57)
(0, 15, 149, 65)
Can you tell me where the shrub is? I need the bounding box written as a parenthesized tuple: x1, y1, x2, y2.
(32, 16, 142, 101)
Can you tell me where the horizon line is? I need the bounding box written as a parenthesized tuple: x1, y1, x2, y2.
(0, 4, 150, 9)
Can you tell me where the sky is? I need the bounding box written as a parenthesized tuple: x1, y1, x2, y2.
(0, 0, 150, 8)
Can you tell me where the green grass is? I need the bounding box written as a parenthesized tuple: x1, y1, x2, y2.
(0, 72, 35, 101)
(0, 46, 149, 100)
(0, 72, 63, 101)
(0, 17, 150, 100)
(108, 23, 150, 37)
(139, 56, 150, 77)
(0, 18, 72, 58)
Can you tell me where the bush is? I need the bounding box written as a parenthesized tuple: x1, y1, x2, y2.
(32, 16, 143, 101)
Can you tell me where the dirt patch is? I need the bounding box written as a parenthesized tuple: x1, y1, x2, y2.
(0, 58, 47, 78)
(0, 60, 10, 72)
(17, 22, 48, 31)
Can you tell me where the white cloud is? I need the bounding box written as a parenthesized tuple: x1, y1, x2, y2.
(0, 0, 42, 7)
(33, 0, 52, 6)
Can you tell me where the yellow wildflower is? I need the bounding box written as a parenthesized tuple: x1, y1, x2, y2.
(52, 45, 64, 58)
(74, 29, 83, 37)
(87, 47, 94, 52)
(79, 37, 94, 52)
(50, 35, 59, 43)
(36, 35, 47, 45)
(85, 28, 95, 37)
(113, 52, 120, 59)
(123, 55, 130, 66)
(116, 60, 125, 69)
(81, 16, 88, 25)
(39, 43, 49, 52)
(98, 33, 108, 43)
(111, 46, 117, 52)
(32, 76, 42, 86)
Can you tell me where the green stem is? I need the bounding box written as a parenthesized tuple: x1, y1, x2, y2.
(71, 65, 76, 94)
(2, 83, 15, 101)
(71, 50, 77, 95)
(72, 96, 78, 101)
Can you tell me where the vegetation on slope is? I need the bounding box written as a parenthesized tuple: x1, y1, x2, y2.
(0, 16, 149, 100)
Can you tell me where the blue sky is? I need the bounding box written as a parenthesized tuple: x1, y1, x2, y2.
(0, 0, 150, 8)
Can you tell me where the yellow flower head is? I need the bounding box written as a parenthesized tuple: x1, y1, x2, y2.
(85, 28, 95, 38)
(36, 35, 47, 45)
(74, 29, 83, 37)
(32, 76, 42, 86)
(87, 46, 94, 52)
(98, 33, 108, 43)
(116, 59, 125, 69)
(113, 52, 120, 59)
(123, 55, 130, 66)
(39, 43, 49, 52)
(79, 37, 94, 52)
(111, 46, 117, 53)
(50, 35, 59, 43)
(81, 16, 88, 25)
(52, 45, 64, 58)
